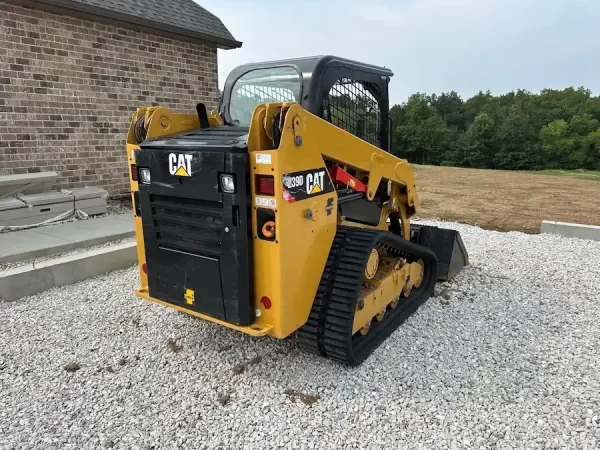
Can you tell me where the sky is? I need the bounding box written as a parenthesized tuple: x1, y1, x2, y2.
(196, 0, 600, 105)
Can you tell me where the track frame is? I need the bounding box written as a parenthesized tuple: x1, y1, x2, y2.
(298, 226, 438, 366)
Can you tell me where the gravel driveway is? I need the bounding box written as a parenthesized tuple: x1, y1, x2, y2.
(1, 220, 599, 449)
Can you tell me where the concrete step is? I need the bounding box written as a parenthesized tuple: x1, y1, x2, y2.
(0, 171, 58, 197)
(0, 242, 137, 302)
(0, 214, 134, 263)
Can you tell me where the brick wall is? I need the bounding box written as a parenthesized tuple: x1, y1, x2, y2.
(0, 1, 219, 197)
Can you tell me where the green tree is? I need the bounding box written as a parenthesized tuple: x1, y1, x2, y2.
(568, 114, 599, 168)
(495, 104, 540, 169)
(430, 91, 467, 131)
(463, 112, 496, 168)
(464, 90, 493, 125)
(583, 97, 600, 121)
(540, 119, 574, 168)
(389, 86, 599, 171)
(582, 129, 600, 169)
(392, 94, 449, 164)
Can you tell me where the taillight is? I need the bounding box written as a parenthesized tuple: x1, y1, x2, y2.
(142, 263, 147, 274)
(260, 296, 272, 309)
(131, 164, 138, 181)
(255, 175, 275, 196)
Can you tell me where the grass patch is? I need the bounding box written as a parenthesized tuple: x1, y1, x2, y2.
(525, 169, 600, 181)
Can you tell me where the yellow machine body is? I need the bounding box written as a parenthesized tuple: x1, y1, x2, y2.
(127, 103, 420, 339)
(126, 56, 468, 365)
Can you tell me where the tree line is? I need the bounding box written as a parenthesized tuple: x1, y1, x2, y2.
(389, 87, 600, 170)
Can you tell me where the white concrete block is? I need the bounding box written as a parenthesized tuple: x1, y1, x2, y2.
(541, 220, 600, 242)
(540, 220, 556, 234)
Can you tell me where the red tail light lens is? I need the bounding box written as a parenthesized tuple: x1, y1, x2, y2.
(131, 164, 138, 181)
(142, 263, 147, 274)
(255, 175, 275, 196)
(260, 296, 272, 309)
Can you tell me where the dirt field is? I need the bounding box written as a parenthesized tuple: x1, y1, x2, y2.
(412, 165, 600, 232)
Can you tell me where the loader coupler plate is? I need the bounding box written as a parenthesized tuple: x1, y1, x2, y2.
(409, 224, 469, 281)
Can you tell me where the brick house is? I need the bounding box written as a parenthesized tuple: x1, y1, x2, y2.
(0, 0, 241, 197)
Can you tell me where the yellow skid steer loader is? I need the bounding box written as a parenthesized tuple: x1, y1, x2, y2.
(125, 56, 468, 366)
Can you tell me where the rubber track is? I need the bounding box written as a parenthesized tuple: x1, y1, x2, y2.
(297, 226, 438, 366)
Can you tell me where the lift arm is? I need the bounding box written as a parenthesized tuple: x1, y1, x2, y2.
(247, 103, 421, 239)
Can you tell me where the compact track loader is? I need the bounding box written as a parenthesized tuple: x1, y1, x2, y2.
(126, 55, 468, 366)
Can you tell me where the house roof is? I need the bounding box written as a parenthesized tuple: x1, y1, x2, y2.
(36, 0, 242, 49)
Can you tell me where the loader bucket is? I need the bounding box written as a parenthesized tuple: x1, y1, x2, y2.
(409, 225, 469, 281)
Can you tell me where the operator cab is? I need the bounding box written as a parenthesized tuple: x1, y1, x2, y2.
(221, 55, 393, 151)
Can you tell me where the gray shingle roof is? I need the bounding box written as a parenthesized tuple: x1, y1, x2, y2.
(37, 0, 242, 48)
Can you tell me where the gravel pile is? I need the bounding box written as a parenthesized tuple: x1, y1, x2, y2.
(105, 199, 132, 216)
(1, 220, 599, 449)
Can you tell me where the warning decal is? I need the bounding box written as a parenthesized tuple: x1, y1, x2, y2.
(255, 153, 272, 165)
(282, 168, 334, 203)
(255, 196, 277, 209)
(184, 288, 195, 305)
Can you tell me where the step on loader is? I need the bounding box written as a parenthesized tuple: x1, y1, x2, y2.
(126, 55, 469, 366)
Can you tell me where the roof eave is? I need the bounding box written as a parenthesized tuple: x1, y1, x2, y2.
(35, 0, 242, 49)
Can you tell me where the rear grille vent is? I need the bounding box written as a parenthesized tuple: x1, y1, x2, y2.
(150, 194, 222, 258)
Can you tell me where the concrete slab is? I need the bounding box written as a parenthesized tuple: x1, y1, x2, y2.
(0, 231, 69, 262)
(73, 187, 108, 216)
(0, 199, 73, 226)
(111, 214, 134, 223)
(35, 215, 133, 238)
(0, 242, 137, 302)
(541, 220, 600, 242)
(0, 215, 134, 263)
(0, 171, 58, 197)
(0, 197, 27, 211)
